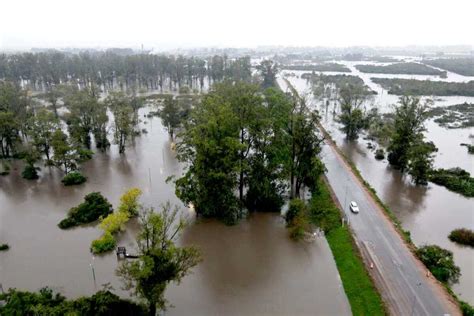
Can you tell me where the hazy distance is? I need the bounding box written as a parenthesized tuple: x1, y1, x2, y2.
(1, 0, 474, 50)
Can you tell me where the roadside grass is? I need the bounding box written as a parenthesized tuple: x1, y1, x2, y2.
(310, 180, 386, 316)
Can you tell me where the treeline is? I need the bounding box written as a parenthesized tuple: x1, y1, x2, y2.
(422, 58, 474, 76)
(0, 81, 144, 182)
(305, 73, 376, 100)
(282, 63, 350, 72)
(175, 80, 325, 224)
(0, 51, 252, 91)
(0, 288, 146, 315)
(371, 78, 474, 96)
(355, 62, 446, 76)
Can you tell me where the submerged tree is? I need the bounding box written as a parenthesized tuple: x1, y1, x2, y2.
(256, 60, 279, 89)
(117, 204, 201, 316)
(387, 96, 433, 172)
(337, 83, 371, 140)
(105, 92, 137, 154)
(51, 129, 79, 174)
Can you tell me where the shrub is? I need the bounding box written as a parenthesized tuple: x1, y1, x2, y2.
(285, 199, 311, 241)
(0, 243, 9, 251)
(449, 228, 474, 247)
(117, 188, 143, 216)
(22, 165, 39, 180)
(99, 211, 130, 234)
(91, 232, 116, 254)
(460, 300, 474, 316)
(285, 198, 306, 225)
(416, 245, 461, 284)
(309, 182, 341, 233)
(58, 192, 113, 229)
(62, 171, 87, 186)
(77, 148, 94, 162)
(374, 148, 385, 160)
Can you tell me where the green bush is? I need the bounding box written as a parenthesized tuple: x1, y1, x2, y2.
(58, 192, 113, 229)
(430, 168, 474, 197)
(62, 171, 87, 186)
(416, 245, 461, 284)
(449, 228, 474, 247)
(91, 232, 116, 254)
(460, 300, 474, 316)
(22, 165, 39, 180)
(0, 243, 9, 251)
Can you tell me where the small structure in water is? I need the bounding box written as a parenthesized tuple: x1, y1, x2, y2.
(116, 247, 139, 259)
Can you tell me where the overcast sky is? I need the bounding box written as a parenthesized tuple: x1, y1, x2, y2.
(1, 0, 473, 50)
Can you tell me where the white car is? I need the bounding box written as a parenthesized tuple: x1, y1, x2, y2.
(350, 201, 359, 213)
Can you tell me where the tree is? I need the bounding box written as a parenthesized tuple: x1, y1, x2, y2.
(64, 90, 98, 149)
(338, 84, 371, 140)
(0, 111, 20, 157)
(176, 91, 241, 224)
(105, 92, 136, 154)
(51, 129, 78, 174)
(159, 96, 181, 140)
(22, 144, 41, 180)
(284, 80, 325, 198)
(117, 188, 142, 216)
(117, 203, 201, 316)
(407, 140, 437, 185)
(256, 60, 279, 89)
(30, 108, 59, 162)
(387, 96, 430, 171)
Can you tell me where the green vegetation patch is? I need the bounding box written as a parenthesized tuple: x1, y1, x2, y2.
(309, 180, 386, 315)
(356, 62, 445, 76)
(0, 288, 146, 315)
(422, 58, 474, 77)
(449, 228, 474, 247)
(282, 63, 351, 72)
(61, 171, 87, 186)
(429, 168, 474, 197)
(58, 192, 113, 229)
(427, 103, 474, 129)
(416, 245, 460, 285)
(371, 78, 474, 96)
(0, 243, 9, 251)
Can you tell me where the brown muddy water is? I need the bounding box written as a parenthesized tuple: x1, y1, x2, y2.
(279, 70, 474, 304)
(0, 108, 350, 315)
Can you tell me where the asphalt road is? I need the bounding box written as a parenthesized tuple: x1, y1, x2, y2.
(321, 142, 459, 316)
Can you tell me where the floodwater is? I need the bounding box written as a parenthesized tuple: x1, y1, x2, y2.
(0, 107, 350, 315)
(279, 65, 474, 304)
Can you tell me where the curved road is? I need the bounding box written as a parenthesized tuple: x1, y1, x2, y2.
(321, 140, 460, 316)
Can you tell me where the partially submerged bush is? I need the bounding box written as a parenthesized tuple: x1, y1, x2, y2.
(58, 192, 113, 229)
(22, 164, 39, 180)
(0, 243, 9, 251)
(0, 161, 10, 176)
(91, 231, 116, 254)
(286, 199, 310, 241)
(416, 245, 461, 284)
(449, 228, 474, 247)
(430, 168, 474, 197)
(374, 148, 385, 160)
(62, 171, 87, 186)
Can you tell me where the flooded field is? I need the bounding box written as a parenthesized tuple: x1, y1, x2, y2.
(0, 107, 350, 315)
(279, 64, 474, 304)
